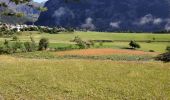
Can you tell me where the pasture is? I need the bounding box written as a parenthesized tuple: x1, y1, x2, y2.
(0, 56, 170, 99)
(0, 31, 170, 99)
(0, 31, 170, 52)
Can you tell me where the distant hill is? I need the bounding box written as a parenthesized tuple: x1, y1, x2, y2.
(0, 0, 45, 24)
(36, 0, 170, 32)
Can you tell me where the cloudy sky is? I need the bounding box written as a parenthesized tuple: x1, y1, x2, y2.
(34, 0, 47, 3)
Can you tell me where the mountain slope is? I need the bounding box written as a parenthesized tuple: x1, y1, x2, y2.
(36, 0, 170, 32)
(0, 0, 45, 24)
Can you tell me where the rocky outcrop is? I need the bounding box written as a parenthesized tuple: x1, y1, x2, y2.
(0, 0, 45, 24)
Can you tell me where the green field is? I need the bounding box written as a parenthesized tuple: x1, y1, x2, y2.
(0, 56, 169, 99)
(0, 31, 170, 99)
(0, 31, 170, 52)
(2, 31, 170, 42)
(1, 31, 170, 42)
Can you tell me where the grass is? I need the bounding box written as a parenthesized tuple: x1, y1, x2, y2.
(0, 31, 169, 52)
(43, 41, 170, 53)
(0, 56, 169, 99)
(1, 31, 170, 43)
(0, 31, 170, 99)
(12, 51, 155, 61)
(94, 42, 169, 52)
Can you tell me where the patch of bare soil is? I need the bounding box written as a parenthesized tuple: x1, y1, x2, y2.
(56, 49, 158, 56)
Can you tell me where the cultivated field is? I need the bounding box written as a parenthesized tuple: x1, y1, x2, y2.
(0, 31, 170, 99)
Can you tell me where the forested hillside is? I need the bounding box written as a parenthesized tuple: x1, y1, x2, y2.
(36, 0, 170, 32)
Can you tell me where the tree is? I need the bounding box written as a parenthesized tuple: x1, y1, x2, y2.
(129, 40, 141, 49)
(38, 38, 49, 50)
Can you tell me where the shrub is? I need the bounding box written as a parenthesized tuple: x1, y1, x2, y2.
(88, 40, 95, 47)
(1, 45, 14, 54)
(99, 42, 103, 47)
(156, 46, 170, 62)
(12, 36, 18, 41)
(0, 39, 37, 54)
(129, 40, 141, 49)
(1, 40, 14, 54)
(0, 47, 4, 54)
(149, 50, 155, 52)
(50, 27, 60, 34)
(24, 42, 37, 52)
(73, 36, 89, 49)
(155, 52, 170, 62)
(39, 38, 49, 50)
(12, 42, 26, 53)
(4, 39, 9, 45)
(146, 40, 152, 43)
(166, 46, 170, 52)
(66, 27, 74, 32)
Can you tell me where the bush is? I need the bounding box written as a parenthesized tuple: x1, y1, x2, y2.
(88, 40, 95, 47)
(99, 42, 103, 47)
(0, 38, 38, 54)
(156, 46, 170, 62)
(12, 36, 18, 41)
(146, 40, 152, 43)
(12, 42, 26, 53)
(39, 38, 49, 50)
(21, 27, 39, 31)
(166, 46, 170, 52)
(149, 50, 155, 52)
(0, 40, 28, 54)
(155, 52, 170, 62)
(0, 45, 14, 54)
(24, 42, 37, 52)
(73, 36, 89, 49)
(0, 40, 14, 54)
(66, 27, 74, 32)
(129, 40, 141, 49)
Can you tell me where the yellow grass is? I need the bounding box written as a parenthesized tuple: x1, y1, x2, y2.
(0, 55, 169, 99)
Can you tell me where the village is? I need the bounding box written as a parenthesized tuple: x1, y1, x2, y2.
(0, 23, 44, 32)
(0, 22, 69, 33)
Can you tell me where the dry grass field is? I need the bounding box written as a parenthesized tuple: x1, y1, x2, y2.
(0, 55, 170, 99)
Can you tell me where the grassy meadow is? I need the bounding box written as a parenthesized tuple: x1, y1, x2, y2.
(0, 31, 170, 52)
(0, 56, 170, 99)
(1, 31, 169, 42)
(0, 31, 170, 99)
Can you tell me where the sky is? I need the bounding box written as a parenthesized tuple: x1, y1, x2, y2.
(33, 0, 48, 3)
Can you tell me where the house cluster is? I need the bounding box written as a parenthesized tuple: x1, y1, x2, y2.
(0, 22, 71, 33)
(0, 23, 34, 32)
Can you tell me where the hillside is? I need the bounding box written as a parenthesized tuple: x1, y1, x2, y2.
(0, 0, 45, 24)
(36, 0, 170, 32)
